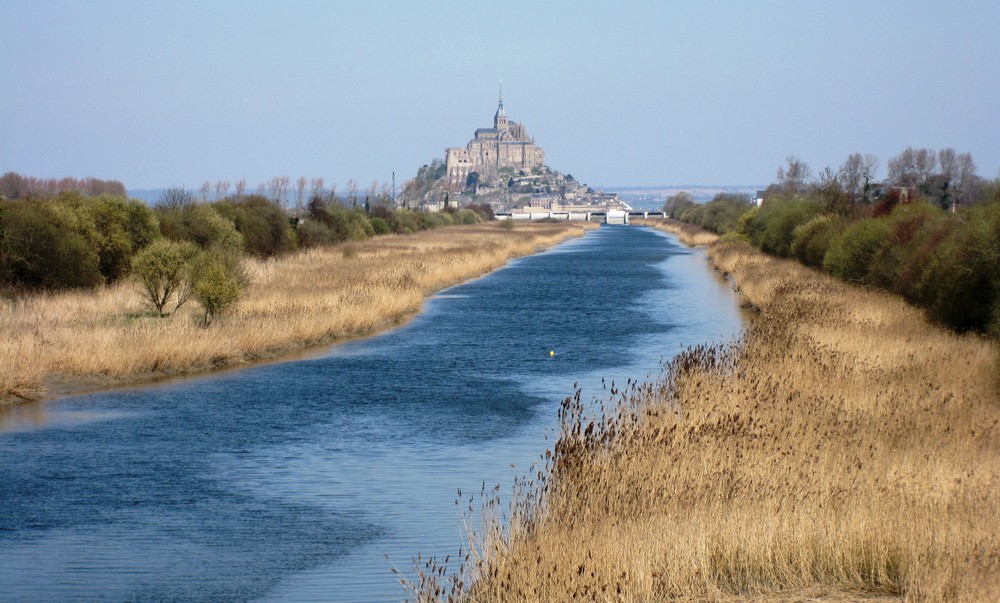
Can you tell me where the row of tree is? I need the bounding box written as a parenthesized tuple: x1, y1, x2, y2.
(185, 176, 397, 211)
(768, 147, 982, 211)
(0, 172, 126, 199)
(664, 152, 1000, 336)
(0, 184, 492, 323)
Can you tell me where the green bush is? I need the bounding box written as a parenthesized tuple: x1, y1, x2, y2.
(79, 194, 159, 283)
(823, 218, 891, 284)
(416, 210, 452, 229)
(790, 214, 843, 268)
(312, 205, 373, 242)
(1, 198, 103, 288)
(295, 219, 334, 248)
(917, 201, 1000, 332)
(867, 203, 945, 294)
(369, 216, 392, 235)
(131, 239, 199, 316)
(739, 196, 822, 257)
(190, 251, 245, 326)
(158, 203, 244, 255)
(214, 195, 294, 258)
(393, 208, 421, 234)
(454, 209, 481, 224)
(698, 193, 754, 234)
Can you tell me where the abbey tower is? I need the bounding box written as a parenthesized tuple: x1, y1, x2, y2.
(445, 89, 546, 185)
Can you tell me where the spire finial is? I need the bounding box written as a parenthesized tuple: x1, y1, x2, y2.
(499, 80, 503, 107)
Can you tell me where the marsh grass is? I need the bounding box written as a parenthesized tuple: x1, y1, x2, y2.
(0, 222, 594, 403)
(632, 217, 721, 247)
(413, 236, 999, 602)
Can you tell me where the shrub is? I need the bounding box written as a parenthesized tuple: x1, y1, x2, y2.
(1, 198, 103, 289)
(369, 216, 392, 235)
(393, 208, 421, 234)
(699, 193, 753, 234)
(739, 196, 822, 257)
(131, 239, 199, 316)
(790, 214, 843, 268)
(454, 209, 481, 224)
(190, 251, 244, 326)
(214, 195, 294, 258)
(79, 194, 159, 283)
(295, 219, 335, 248)
(466, 203, 496, 221)
(416, 210, 452, 229)
(369, 205, 400, 232)
(158, 203, 244, 255)
(867, 203, 945, 294)
(917, 201, 1000, 332)
(823, 218, 891, 284)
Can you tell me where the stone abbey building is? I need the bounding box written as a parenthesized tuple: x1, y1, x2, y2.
(445, 91, 545, 185)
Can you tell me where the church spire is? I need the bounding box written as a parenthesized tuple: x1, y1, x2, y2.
(494, 81, 508, 130)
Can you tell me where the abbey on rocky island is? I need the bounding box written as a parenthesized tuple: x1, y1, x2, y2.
(445, 89, 545, 185)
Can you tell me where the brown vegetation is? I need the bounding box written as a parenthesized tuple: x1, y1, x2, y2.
(0, 222, 594, 404)
(420, 234, 999, 602)
(633, 217, 720, 247)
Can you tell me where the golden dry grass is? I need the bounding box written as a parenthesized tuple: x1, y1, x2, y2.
(422, 236, 999, 602)
(0, 222, 595, 403)
(632, 217, 721, 247)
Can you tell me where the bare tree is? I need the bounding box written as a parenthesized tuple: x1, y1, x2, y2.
(327, 182, 338, 206)
(200, 181, 212, 202)
(860, 154, 880, 204)
(888, 147, 936, 188)
(234, 179, 247, 199)
(776, 156, 811, 196)
(380, 180, 393, 206)
(938, 148, 958, 180)
(256, 182, 267, 196)
(267, 176, 290, 206)
(310, 177, 324, 201)
(295, 176, 307, 212)
(214, 180, 230, 201)
(838, 153, 865, 202)
(158, 187, 196, 210)
(347, 179, 359, 207)
(954, 152, 978, 207)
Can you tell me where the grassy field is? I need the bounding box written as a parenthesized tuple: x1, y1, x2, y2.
(421, 226, 999, 602)
(0, 221, 594, 404)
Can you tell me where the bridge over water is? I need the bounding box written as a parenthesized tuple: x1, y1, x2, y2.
(496, 210, 666, 225)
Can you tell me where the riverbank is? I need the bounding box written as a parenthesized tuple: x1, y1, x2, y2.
(441, 227, 998, 601)
(0, 221, 595, 405)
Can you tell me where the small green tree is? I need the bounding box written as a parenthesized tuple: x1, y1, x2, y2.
(191, 251, 244, 326)
(131, 239, 199, 316)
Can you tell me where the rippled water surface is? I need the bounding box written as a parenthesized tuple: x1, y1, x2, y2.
(0, 225, 742, 602)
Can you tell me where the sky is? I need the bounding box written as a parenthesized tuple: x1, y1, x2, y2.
(2, 0, 999, 192)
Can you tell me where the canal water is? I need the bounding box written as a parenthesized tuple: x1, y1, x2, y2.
(0, 225, 742, 602)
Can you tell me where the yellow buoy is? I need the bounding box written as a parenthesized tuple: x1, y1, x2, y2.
(549, 350, 555, 357)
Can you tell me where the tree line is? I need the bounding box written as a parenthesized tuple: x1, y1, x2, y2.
(664, 148, 1000, 336)
(0, 172, 126, 199)
(0, 176, 493, 324)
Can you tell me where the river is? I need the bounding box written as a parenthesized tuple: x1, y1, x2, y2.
(0, 225, 742, 602)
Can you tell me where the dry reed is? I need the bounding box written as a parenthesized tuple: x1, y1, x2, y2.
(0, 222, 595, 404)
(632, 217, 721, 247)
(417, 234, 999, 602)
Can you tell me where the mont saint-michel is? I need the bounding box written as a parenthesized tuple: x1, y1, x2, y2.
(444, 90, 545, 185)
(400, 91, 623, 214)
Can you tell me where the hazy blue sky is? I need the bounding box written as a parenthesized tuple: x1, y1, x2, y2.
(2, 0, 998, 191)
